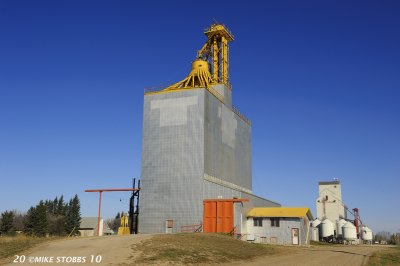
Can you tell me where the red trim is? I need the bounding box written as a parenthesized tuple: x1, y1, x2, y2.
(85, 188, 140, 236)
(85, 188, 139, 192)
(203, 198, 249, 202)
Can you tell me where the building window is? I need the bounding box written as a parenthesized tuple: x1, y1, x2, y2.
(271, 218, 280, 227)
(253, 218, 263, 227)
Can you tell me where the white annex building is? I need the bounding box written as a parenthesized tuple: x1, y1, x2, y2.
(316, 180, 347, 222)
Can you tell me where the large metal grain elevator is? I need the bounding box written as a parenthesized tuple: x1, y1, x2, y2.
(139, 23, 279, 234)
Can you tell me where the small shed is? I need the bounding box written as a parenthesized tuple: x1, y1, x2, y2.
(245, 207, 314, 245)
(79, 217, 114, 237)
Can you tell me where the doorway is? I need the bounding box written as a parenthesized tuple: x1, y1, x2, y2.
(292, 228, 299, 245)
(203, 198, 249, 234)
(166, 219, 173, 233)
(203, 201, 233, 233)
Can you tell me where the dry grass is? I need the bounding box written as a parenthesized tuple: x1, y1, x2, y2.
(367, 246, 400, 266)
(0, 235, 57, 264)
(132, 233, 281, 265)
(310, 240, 336, 246)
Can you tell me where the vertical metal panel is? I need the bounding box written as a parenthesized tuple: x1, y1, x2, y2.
(204, 200, 233, 233)
(139, 89, 205, 233)
(204, 86, 251, 190)
(247, 217, 304, 245)
(139, 86, 279, 234)
(216, 201, 233, 233)
(203, 201, 217, 233)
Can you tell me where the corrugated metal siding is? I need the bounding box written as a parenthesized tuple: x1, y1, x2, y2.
(211, 84, 232, 108)
(139, 90, 205, 233)
(139, 87, 279, 233)
(204, 86, 251, 190)
(203, 180, 243, 234)
(299, 217, 310, 245)
(247, 217, 305, 245)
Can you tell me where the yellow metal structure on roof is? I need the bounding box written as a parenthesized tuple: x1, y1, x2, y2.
(164, 23, 234, 91)
(164, 59, 213, 90)
(199, 23, 234, 85)
(247, 207, 314, 220)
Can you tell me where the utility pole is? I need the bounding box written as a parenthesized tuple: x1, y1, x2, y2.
(129, 178, 140, 234)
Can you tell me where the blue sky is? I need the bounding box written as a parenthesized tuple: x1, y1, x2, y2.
(0, 0, 399, 233)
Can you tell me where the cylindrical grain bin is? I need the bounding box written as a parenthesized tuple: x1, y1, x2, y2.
(361, 226, 373, 242)
(337, 219, 347, 237)
(321, 219, 334, 238)
(343, 222, 357, 241)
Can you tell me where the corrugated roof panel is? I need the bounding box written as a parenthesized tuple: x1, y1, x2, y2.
(79, 217, 99, 229)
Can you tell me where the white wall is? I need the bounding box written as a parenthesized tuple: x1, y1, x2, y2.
(245, 217, 307, 245)
(316, 183, 346, 222)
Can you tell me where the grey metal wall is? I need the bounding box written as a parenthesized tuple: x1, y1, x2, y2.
(212, 84, 232, 108)
(299, 217, 310, 245)
(243, 193, 280, 208)
(202, 180, 244, 234)
(203, 180, 280, 235)
(139, 89, 205, 233)
(248, 217, 309, 245)
(204, 87, 252, 190)
(139, 87, 279, 233)
(241, 193, 281, 235)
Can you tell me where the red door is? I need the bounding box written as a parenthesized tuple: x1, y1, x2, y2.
(217, 201, 233, 233)
(203, 201, 217, 233)
(203, 201, 234, 233)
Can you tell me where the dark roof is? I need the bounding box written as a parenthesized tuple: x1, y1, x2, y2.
(319, 181, 340, 185)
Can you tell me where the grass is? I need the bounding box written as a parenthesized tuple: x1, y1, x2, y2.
(0, 235, 57, 264)
(367, 246, 400, 266)
(310, 240, 336, 246)
(132, 233, 282, 265)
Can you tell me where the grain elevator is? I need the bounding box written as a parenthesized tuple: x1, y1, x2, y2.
(139, 23, 279, 234)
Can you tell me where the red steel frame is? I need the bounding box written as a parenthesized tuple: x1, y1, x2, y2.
(203, 198, 249, 202)
(85, 188, 140, 236)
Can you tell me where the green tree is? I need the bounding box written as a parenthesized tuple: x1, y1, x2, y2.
(48, 214, 66, 236)
(13, 211, 26, 231)
(24, 201, 48, 237)
(44, 200, 53, 215)
(35, 201, 49, 237)
(52, 197, 59, 215)
(0, 210, 15, 235)
(57, 195, 65, 216)
(65, 194, 81, 236)
(24, 206, 36, 235)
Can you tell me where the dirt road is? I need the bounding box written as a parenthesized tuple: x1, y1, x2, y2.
(3, 235, 388, 266)
(228, 245, 388, 266)
(3, 235, 153, 266)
